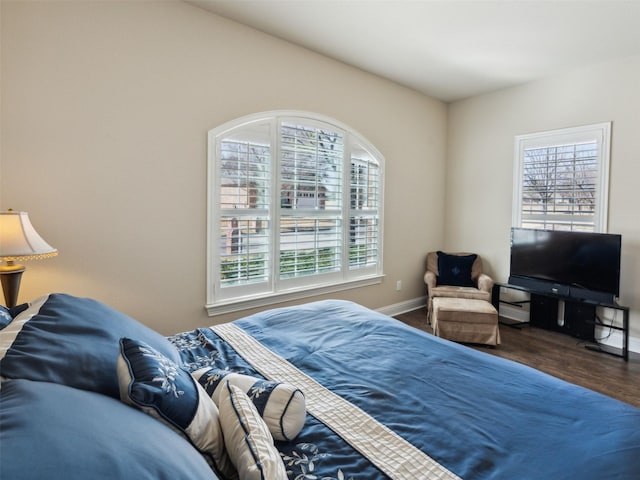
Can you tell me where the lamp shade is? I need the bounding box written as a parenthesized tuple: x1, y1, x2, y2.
(0, 211, 58, 261)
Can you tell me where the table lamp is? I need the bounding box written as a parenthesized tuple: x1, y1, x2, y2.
(0, 210, 58, 308)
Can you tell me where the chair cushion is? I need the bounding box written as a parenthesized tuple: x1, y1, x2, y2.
(432, 297, 497, 320)
(436, 251, 477, 287)
(429, 285, 491, 302)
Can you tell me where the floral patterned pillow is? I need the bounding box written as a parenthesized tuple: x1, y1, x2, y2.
(116, 338, 235, 480)
(0, 305, 12, 330)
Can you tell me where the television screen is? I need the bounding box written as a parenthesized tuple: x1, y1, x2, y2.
(509, 228, 621, 304)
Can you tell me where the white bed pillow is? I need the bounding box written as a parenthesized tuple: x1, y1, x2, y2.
(192, 367, 306, 441)
(219, 382, 288, 480)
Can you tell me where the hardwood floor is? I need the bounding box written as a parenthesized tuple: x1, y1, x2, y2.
(394, 308, 640, 408)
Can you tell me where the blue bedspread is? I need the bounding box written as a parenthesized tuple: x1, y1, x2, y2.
(171, 300, 640, 480)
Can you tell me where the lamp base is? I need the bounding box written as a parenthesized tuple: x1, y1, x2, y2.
(0, 263, 25, 308)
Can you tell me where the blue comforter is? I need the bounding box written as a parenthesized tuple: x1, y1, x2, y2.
(172, 299, 640, 480)
(2, 294, 639, 479)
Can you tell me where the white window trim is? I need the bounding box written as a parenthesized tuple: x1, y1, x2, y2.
(512, 122, 611, 232)
(206, 275, 384, 316)
(206, 110, 384, 316)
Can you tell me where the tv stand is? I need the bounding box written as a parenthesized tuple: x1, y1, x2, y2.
(492, 283, 629, 361)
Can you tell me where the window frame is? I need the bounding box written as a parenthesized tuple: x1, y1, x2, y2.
(512, 122, 611, 232)
(206, 111, 384, 315)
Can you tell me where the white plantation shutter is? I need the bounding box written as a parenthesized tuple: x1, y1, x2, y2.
(219, 139, 271, 290)
(349, 151, 380, 271)
(279, 122, 344, 285)
(207, 112, 384, 313)
(514, 123, 611, 232)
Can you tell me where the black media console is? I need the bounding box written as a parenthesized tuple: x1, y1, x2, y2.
(492, 282, 629, 361)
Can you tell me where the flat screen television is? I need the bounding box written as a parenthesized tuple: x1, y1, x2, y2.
(509, 227, 621, 305)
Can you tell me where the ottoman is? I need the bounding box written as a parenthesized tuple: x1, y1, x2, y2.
(431, 297, 501, 346)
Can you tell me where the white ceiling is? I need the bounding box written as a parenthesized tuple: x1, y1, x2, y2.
(188, 0, 640, 102)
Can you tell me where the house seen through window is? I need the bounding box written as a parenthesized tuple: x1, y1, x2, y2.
(207, 111, 384, 314)
(513, 122, 611, 232)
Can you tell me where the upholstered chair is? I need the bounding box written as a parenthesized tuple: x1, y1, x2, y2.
(424, 251, 494, 324)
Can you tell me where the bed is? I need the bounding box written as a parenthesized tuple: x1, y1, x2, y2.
(1, 293, 639, 479)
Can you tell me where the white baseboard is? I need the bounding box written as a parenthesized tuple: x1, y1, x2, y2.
(499, 304, 529, 323)
(377, 296, 427, 317)
(382, 297, 639, 354)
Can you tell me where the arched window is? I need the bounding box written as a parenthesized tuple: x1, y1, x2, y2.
(206, 111, 384, 314)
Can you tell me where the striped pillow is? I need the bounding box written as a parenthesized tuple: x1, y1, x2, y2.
(192, 367, 306, 442)
(219, 381, 287, 480)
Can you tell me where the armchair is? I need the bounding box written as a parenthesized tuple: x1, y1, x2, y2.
(424, 251, 494, 324)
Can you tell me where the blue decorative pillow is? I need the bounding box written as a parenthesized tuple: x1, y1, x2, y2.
(8, 303, 28, 318)
(0, 379, 219, 480)
(436, 251, 477, 287)
(0, 306, 12, 330)
(0, 293, 181, 398)
(193, 367, 306, 442)
(117, 338, 235, 480)
(0, 303, 29, 331)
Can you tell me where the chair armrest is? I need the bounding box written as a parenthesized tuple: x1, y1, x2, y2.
(424, 271, 437, 289)
(477, 273, 494, 293)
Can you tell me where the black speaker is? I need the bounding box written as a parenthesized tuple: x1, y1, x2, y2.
(529, 294, 558, 330)
(564, 301, 596, 341)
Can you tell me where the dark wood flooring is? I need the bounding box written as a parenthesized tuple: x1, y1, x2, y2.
(394, 308, 640, 408)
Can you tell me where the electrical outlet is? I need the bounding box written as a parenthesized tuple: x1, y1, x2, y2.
(396, 280, 402, 291)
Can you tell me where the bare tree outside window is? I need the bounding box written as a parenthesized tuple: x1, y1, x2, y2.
(514, 123, 610, 233)
(522, 142, 597, 231)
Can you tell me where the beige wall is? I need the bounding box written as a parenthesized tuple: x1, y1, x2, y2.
(0, 0, 447, 334)
(5, 0, 635, 343)
(447, 54, 640, 339)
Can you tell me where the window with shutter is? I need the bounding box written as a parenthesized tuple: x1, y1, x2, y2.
(207, 112, 384, 314)
(513, 123, 611, 232)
